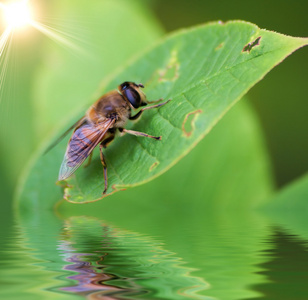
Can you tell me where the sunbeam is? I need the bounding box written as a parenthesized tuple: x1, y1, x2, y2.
(0, 26, 12, 58)
(30, 20, 84, 53)
(0, 28, 13, 111)
(0, 27, 13, 96)
(0, 0, 83, 52)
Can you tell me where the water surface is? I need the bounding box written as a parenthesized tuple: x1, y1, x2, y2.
(1, 209, 308, 299)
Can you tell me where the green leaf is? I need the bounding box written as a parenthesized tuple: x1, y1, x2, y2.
(263, 174, 308, 211)
(18, 21, 308, 204)
(17, 98, 273, 211)
(260, 175, 308, 242)
(60, 100, 274, 213)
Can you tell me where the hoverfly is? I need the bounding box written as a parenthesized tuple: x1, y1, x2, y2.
(58, 81, 169, 194)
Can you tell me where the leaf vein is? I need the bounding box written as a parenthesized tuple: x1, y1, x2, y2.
(181, 93, 198, 109)
(172, 47, 285, 101)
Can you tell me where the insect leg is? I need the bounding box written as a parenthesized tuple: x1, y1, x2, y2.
(101, 134, 115, 148)
(146, 98, 163, 104)
(129, 99, 170, 120)
(83, 151, 93, 168)
(120, 128, 161, 140)
(99, 144, 108, 194)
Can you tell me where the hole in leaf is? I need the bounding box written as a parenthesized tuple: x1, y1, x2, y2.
(242, 36, 261, 52)
(182, 109, 202, 137)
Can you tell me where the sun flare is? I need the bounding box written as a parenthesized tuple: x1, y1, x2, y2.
(0, 0, 84, 109)
(2, 0, 32, 29)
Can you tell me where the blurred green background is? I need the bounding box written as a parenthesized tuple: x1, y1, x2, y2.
(0, 0, 307, 233)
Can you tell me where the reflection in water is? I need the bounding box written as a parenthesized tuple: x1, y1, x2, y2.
(60, 241, 121, 299)
(58, 216, 210, 299)
(245, 228, 308, 300)
(4, 210, 308, 299)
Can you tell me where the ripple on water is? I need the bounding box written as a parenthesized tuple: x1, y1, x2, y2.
(58, 216, 211, 299)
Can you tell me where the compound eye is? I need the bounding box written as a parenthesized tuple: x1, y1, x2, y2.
(120, 82, 130, 90)
(124, 88, 141, 108)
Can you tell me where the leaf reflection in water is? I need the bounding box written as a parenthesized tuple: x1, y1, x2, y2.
(58, 216, 211, 300)
(246, 227, 308, 300)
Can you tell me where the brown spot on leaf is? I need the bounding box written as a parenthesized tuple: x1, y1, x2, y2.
(242, 36, 261, 53)
(215, 42, 224, 50)
(112, 184, 126, 192)
(182, 109, 202, 137)
(149, 162, 159, 171)
(158, 50, 179, 82)
(145, 51, 180, 87)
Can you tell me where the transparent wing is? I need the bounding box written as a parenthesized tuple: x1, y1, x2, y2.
(44, 116, 86, 154)
(58, 119, 115, 181)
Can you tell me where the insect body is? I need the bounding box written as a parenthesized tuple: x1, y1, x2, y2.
(58, 81, 168, 194)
